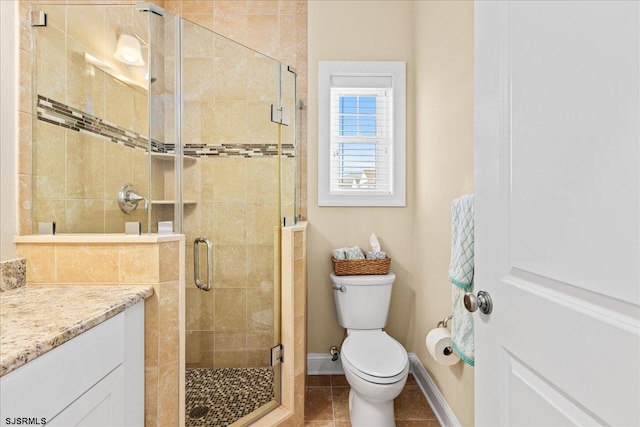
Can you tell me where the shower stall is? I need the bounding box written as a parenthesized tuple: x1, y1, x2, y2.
(30, 2, 298, 425)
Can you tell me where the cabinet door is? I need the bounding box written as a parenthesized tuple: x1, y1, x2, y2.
(47, 365, 125, 427)
(0, 312, 124, 424)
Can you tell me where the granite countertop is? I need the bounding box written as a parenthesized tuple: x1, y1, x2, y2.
(0, 285, 153, 377)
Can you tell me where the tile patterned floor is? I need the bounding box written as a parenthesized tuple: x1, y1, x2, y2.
(185, 367, 275, 427)
(305, 374, 441, 427)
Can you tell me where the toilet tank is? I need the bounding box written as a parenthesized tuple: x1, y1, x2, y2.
(331, 272, 396, 329)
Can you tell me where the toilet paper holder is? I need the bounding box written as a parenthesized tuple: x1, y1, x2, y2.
(436, 315, 453, 329)
(436, 315, 454, 356)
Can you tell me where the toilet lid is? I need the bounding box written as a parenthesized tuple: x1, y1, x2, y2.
(341, 330, 408, 380)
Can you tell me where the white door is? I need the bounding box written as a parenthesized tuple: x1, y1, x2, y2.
(474, 1, 640, 426)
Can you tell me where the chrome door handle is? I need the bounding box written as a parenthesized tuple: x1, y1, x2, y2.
(464, 290, 493, 314)
(194, 237, 213, 291)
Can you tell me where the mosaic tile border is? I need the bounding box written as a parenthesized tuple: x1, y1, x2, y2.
(182, 143, 294, 158)
(37, 95, 162, 153)
(37, 95, 295, 158)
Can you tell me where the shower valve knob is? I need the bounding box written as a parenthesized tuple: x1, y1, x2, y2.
(118, 183, 148, 214)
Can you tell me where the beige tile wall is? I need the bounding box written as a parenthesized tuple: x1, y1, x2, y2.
(17, 0, 307, 424)
(21, 0, 305, 365)
(23, 1, 158, 234)
(184, 170, 280, 370)
(172, 1, 307, 369)
(155, 0, 308, 218)
(18, 0, 306, 246)
(274, 222, 307, 427)
(15, 235, 185, 427)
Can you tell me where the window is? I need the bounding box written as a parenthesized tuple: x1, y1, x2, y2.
(318, 61, 406, 206)
(333, 91, 387, 191)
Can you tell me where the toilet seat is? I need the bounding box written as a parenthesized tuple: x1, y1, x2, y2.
(341, 330, 408, 385)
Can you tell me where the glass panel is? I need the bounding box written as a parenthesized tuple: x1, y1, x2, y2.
(179, 16, 282, 425)
(280, 65, 298, 225)
(147, 9, 179, 233)
(31, 4, 153, 233)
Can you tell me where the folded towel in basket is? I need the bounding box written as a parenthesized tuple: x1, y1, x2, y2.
(344, 246, 365, 260)
(332, 246, 365, 260)
(332, 248, 347, 260)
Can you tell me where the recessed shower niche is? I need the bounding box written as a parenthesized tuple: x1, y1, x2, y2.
(30, 2, 299, 425)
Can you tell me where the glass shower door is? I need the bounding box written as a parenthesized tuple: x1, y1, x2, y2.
(178, 17, 283, 426)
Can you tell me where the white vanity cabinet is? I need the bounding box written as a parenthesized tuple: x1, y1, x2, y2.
(0, 302, 144, 426)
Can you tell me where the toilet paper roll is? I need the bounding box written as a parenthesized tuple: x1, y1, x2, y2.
(426, 328, 460, 366)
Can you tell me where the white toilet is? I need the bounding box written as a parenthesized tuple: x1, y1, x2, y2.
(331, 272, 409, 427)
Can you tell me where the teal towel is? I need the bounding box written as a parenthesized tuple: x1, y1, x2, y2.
(449, 194, 475, 366)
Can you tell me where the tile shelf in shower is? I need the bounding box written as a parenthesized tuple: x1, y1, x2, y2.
(151, 200, 197, 205)
(150, 152, 198, 163)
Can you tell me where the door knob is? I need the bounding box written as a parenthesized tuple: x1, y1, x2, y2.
(464, 290, 493, 314)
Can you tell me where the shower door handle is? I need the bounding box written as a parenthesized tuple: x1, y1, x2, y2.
(194, 237, 213, 291)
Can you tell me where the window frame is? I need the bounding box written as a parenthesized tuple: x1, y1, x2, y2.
(318, 61, 406, 207)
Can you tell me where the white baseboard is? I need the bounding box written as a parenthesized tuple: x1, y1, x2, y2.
(306, 353, 460, 427)
(408, 354, 461, 427)
(307, 353, 344, 375)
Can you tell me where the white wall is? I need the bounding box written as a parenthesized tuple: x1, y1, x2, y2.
(308, 1, 475, 425)
(307, 0, 416, 354)
(412, 2, 475, 426)
(0, 0, 18, 261)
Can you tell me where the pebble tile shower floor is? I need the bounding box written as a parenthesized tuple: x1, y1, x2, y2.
(186, 367, 275, 427)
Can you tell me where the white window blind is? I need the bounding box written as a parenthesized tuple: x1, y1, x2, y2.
(330, 87, 393, 193)
(319, 61, 406, 206)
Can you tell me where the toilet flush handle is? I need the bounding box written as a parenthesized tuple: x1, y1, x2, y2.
(332, 285, 346, 292)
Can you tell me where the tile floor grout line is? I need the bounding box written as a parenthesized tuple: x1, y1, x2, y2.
(305, 374, 441, 426)
(331, 384, 336, 425)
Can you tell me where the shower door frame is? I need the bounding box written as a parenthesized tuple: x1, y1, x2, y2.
(168, 13, 296, 426)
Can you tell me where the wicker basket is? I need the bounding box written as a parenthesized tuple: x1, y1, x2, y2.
(331, 256, 391, 276)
